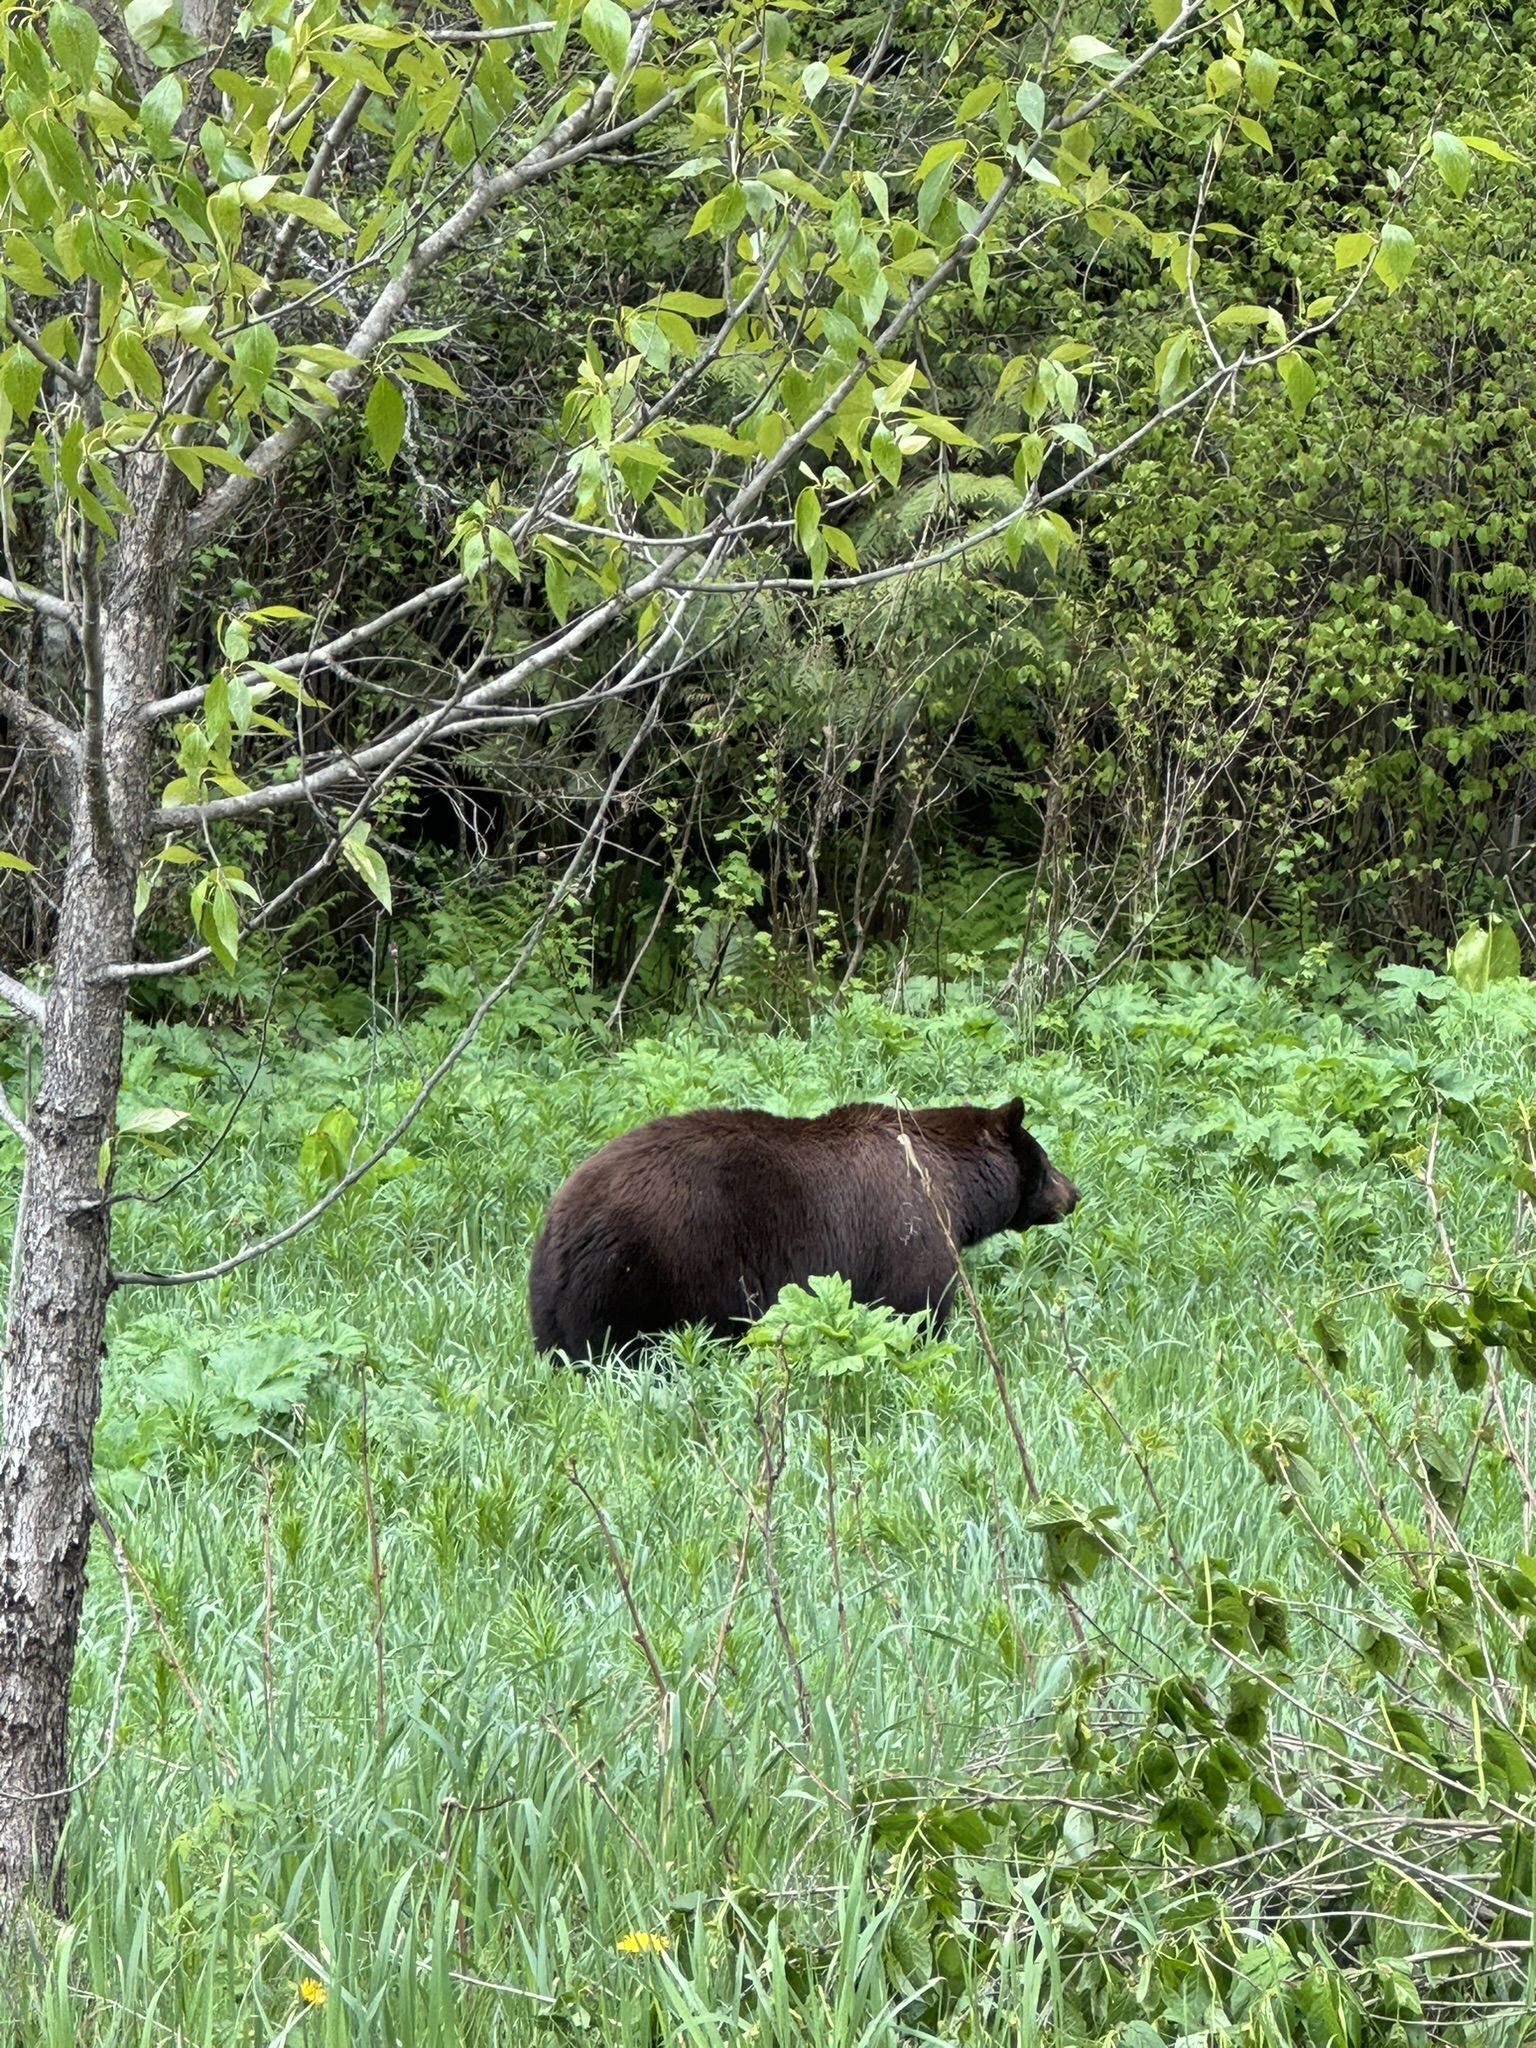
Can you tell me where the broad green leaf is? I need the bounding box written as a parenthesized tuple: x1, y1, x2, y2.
(1245, 49, 1279, 106)
(119, 1106, 189, 1135)
(917, 136, 967, 180)
(1277, 350, 1317, 419)
(1236, 116, 1271, 153)
(687, 183, 746, 238)
(794, 485, 820, 555)
(112, 330, 164, 404)
(801, 60, 829, 101)
(957, 78, 1001, 122)
(0, 851, 37, 872)
(137, 74, 183, 151)
(1372, 222, 1416, 293)
(1015, 80, 1046, 132)
(1154, 328, 1192, 406)
(1430, 129, 1471, 200)
(1332, 230, 1374, 271)
(1462, 133, 1521, 162)
(341, 826, 393, 912)
(273, 193, 348, 235)
(230, 322, 278, 404)
(208, 886, 239, 971)
(869, 424, 901, 487)
(365, 375, 406, 467)
(821, 523, 858, 571)
(1450, 916, 1521, 993)
(1063, 34, 1123, 73)
(917, 154, 957, 233)
(579, 0, 632, 78)
(48, 2, 100, 89)
(2, 348, 46, 422)
(395, 350, 465, 397)
(655, 290, 726, 318)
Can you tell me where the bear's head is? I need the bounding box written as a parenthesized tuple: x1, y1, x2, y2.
(995, 1097, 1079, 1229)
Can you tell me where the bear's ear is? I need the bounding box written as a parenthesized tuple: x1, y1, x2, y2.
(996, 1096, 1025, 1138)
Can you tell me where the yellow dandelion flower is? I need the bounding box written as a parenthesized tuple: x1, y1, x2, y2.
(299, 1977, 328, 2007)
(614, 1931, 668, 1954)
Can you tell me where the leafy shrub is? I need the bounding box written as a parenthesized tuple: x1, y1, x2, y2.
(97, 1311, 364, 1492)
(745, 1275, 957, 1419)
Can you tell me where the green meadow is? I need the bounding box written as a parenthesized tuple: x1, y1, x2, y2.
(4, 955, 1533, 2042)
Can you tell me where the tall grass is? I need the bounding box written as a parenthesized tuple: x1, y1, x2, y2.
(1, 957, 1533, 2041)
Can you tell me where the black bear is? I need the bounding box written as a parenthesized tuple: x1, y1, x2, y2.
(528, 1097, 1078, 1361)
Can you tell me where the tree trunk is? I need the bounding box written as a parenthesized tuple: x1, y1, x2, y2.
(0, 490, 177, 1913)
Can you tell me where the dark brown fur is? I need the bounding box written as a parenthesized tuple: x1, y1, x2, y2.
(528, 1097, 1079, 1361)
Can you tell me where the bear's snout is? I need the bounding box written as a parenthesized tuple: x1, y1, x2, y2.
(1040, 1166, 1079, 1222)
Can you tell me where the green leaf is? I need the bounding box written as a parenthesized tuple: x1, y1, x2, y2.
(1430, 129, 1471, 200)
(137, 75, 183, 151)
(395, 350, 465, 397)
(0, 851, 36, 873)
(579, 0, 632, 77)
(231, 322, 278, 404)
(119, 1105, 189, 1136)
(210, 886, 239, 972)
(1063, 34, 1125, 74)
(1461, 133, 1522, 163)
(272, 193, 348, 236)
(1014, 80, 1045, 133)
(2, 348, 46, 422)
(364, 376, 406, 468)
(655, 290, 726, 319)
(1450, 916, 1521, 993)
(794, 484, 820, 556)
(48, 1, 100, 88)
(112, 330, 164, 404)
(916, 153, 957, 233)
(869, 425, 902, 487)
(1245, 49, 1279, 107)
(821, 523, 858, 571)
(957, 78, 1001, 122)
(1235, 116, 1272, 153)
(1277, 350, 1317, 419)
(1332, 230, 1374, 271)
(1372, 222, 1416, 294)
(1154, 328, 1193, 407)
(341, 826, 392, 912)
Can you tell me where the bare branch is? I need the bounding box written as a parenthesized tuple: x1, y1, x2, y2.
(138, 572, 469, 726)
(123, 593, 714, 972)
(0, 682, 76, 760)
(113, 609, 688, 1288)
(0, 578, 78, 631)
(431, 20, 556, 39)
(0, 971, 46, 1030)
(0, 320, 86, 399)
